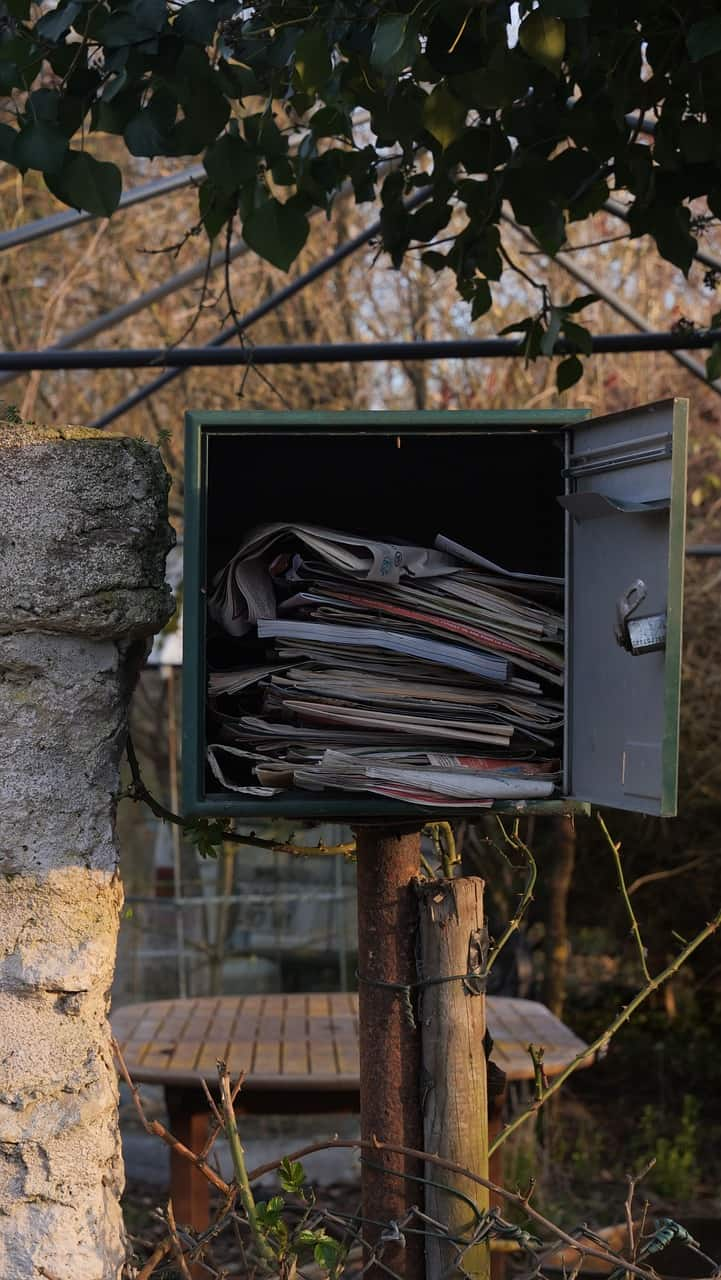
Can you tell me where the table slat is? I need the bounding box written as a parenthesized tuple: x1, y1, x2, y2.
(112, 992, 589, 1089)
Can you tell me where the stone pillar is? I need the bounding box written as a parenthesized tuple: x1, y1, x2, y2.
(0, 423, 174, 1279)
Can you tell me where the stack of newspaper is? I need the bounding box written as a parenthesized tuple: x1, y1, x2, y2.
(207, 523, 564, 806)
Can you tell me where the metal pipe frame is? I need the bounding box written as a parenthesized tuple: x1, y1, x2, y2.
(2, 328, 721, 371)
(0, 232, 248, 391)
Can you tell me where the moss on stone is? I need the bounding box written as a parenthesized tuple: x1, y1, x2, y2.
(0, 421, 126, 447)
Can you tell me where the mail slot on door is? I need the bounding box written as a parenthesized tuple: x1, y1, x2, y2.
(182, 400, 688, 821)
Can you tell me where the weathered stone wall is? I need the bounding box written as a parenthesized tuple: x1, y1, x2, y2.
(0, 423, 173, 1279)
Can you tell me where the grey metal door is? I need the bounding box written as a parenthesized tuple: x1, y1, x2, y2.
(564, 398, 688, 815)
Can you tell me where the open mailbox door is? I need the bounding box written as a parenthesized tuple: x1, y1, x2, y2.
(565, 399, 688, 816)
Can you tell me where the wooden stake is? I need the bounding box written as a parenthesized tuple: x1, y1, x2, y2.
(416, 876, 490, 1280)
(354, 823, 425, 1280)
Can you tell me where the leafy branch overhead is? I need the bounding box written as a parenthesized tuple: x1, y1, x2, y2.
(3, 0, 721, 386)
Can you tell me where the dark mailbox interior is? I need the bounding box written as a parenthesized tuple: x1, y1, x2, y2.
(203, 425, 566, 810)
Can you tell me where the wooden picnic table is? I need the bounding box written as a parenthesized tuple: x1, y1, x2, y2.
(112, 992, 589, 1232)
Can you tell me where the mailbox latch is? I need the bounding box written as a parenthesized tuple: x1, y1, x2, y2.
(615, 580, 667, 655)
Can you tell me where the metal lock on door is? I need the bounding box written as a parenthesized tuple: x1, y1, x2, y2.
(615, 579, 667, 656)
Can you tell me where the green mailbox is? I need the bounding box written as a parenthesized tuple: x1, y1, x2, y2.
(182, 399, 687, 820)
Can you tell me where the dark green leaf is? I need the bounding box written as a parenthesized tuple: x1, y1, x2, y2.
(203, 132, 256, 194)
(27, 88, 60, 122)
(131, 0, 167, 34)
(167, 88, 230, 154)
(563, 293, 598, 314)
(519, 12, 566, 76)
(199, 179, 236, 239)
(314, 1237, 342, 1272)
(539, 0, 589, 13)
(270, 155, 295, 185)
(242, 197, 309, 270)
(36, 0, 82, 43)
(256, 109, 288, 159)
(532, 206, 566, 256)
(408, 199, 452, 243)
(294, 28, 330, 91)
(0, 124, 17, 163)
(707, 342, 721, 382)
(421, 249, 450, 271)
(649, 205, 697, 276)
(503, 157, 553, 225)
(470, 280, 492, 320)
(688, 18, 721, 63)
(14, 120, 68, 173)
(422, 84, 466, 150)
(561, 318, 593, 354)
(102, 70, 128, 103)
(310, 105, 351, 139)
(44, 149, 122, 215)
(99, 0, 167, 48)
(557, 354, 584, 391)
(124, 91, 176, 157)
(371, 14, 419, 77)
(174, 0, 219, 45)
(278, 1157, 305, 1194)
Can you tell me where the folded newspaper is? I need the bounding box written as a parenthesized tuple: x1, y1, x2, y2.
(206, 523, 564, 806)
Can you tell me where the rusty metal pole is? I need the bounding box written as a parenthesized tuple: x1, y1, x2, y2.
(353, 823, 425, 1280)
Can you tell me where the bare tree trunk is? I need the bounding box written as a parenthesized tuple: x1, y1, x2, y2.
(0, 422, 173, 1279)
(543, 816, 576, 1019)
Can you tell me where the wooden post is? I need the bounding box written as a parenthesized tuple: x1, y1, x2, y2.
(416, 876, 490, 1280)
(354, 823, 425, 1280)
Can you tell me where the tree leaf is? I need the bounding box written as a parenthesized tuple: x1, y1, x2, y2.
(124, 91, 176, 157)
(242, 197, 309, 270)
(174, 0, 219, 45)
(371, 14, 419, 77)
(649, 205, 697, 277)
(279, 1157, 305, 1194)
(204, 132, 256, 194)
(539, 0, 589, 15)
(44, 150, 122, 215)
(519, 12, 566, 76)
(294, 28, 330, 92)
(199, 179, 236, 239)
(309, 105, 351, 139)
(706, 342, 721, 383)
(561, 317, 593, 354)
(470, 280, 492, 320)
(421, 249, 450, 271)
(5, 0, 32, 18)
(314, 1237, 342, 1273)
(422, 84, 466, 150)
(557, 355, 584, 391)
(563, 292, 598, 314)
(36, 0, 82, 43)
(687, 17, 721, 63)
(28, 88, 60, 122)
(14, 120, 68, 173)
(0, 124, 17, 163)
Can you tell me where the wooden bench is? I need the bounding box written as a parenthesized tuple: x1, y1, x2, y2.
(112, 992, 589, 1230)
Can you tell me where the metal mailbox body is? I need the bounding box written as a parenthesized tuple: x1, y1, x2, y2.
(182, 400, 687, 820)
